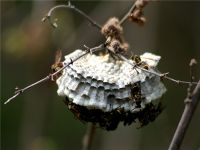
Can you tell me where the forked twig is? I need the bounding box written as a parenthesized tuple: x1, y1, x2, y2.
(82, 123, 96, 150)
(42, 1, 101, 29)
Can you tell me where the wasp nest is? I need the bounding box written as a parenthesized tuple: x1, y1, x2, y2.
(56, 50, 166, 130)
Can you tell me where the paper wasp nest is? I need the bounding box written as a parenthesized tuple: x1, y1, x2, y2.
(56, 50, 166, 130)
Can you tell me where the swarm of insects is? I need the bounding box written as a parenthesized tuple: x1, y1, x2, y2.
(56, 50, 166, 130)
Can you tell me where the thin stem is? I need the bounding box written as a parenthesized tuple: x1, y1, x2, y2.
(120, 2, 136, 25)
(82, 123, 96, 150)
(164, 76, 198, 85)
(3, 50, 90, 105)
(42, 2, 102, 29)
(168, 80, 200, 150)
(4, 76, 51, 104)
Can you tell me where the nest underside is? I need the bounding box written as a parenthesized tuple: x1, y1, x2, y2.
(64, 97, 163, 131)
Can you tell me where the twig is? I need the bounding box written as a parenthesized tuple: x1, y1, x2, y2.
(168, 59, 199, 150)
(3, 49, 90, 104)
(120, 2, 137, 25)
(82, 123, 96, 150)
(42, 1, 101, 29)
(84, 43, 105, 54)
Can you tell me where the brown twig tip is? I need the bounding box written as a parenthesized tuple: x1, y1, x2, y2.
(41, 16, 47, 22)
(189, 58, 197, 83)
(185, 58, 198, 103)
(189, 58, 197, 67)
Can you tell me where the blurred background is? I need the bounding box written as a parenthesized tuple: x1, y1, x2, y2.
(1, 1, 200, 150)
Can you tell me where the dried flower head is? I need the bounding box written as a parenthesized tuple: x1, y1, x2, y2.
(135, 0, 149, 9)
(128, 0, 149, 26)
(101, 17, 123, 40)
(101, 17, 129, 54)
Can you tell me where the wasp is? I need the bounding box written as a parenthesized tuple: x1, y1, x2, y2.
(51, 50, 64, 81)
(129, 83, 142, 108)
(131, 54, 149, 70)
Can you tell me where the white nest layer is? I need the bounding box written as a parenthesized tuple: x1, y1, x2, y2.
(57, 50, 166, 112)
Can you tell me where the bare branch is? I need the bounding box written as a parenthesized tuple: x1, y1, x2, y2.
(42, 1, 102, 29)
(82, 123, 96, 150)
(168, 59, 199, 150)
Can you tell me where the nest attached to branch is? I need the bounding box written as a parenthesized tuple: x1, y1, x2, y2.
(56, 50, 166, 130)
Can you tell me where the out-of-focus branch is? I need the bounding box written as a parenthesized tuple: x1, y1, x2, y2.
(168, 80, 200, 150)
(82, 123, 96, 150)
(168, 59, 200, 150)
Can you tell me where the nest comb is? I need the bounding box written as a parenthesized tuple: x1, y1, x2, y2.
(56, 50, 166, 130)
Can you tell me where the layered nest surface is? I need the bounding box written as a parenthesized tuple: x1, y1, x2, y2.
(56, 50, 166, 130)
